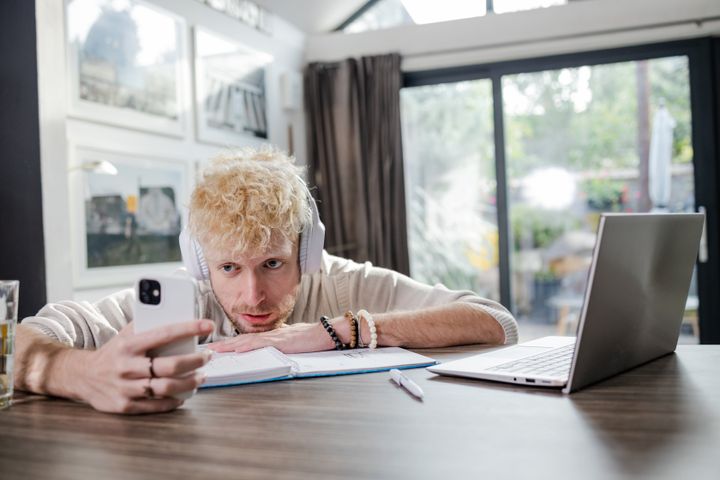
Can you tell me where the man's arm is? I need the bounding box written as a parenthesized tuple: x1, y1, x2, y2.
(335, 302, 505, 348)
(15, 325, 90, 400)
(344, 261, 518, 346)
(207, 303, 504, 354)
(208, 254, 516, 354)
(15, 321, 214, 414)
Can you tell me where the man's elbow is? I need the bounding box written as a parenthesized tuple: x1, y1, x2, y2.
(465, 303, 510, 345)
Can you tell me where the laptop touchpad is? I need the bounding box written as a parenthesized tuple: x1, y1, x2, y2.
(486, 346, 551, 360)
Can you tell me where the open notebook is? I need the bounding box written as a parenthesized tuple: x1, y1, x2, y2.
(198, 346, 437, 388)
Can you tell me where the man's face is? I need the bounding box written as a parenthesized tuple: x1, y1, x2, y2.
(206, 234, 301, 334)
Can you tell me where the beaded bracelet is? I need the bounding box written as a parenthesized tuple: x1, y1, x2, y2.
(320, 315, 347, 350)
(357, 309, 377, 349)
(344, 311, 358, 349)
(355, 312, 364, 348)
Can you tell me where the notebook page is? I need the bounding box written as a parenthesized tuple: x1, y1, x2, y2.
(198, 346, 293, 387)
(287, 347, 436, 376)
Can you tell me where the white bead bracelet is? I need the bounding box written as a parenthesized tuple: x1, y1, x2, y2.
(357, 309, 377, 349)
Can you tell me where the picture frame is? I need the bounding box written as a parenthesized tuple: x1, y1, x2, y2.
(65, 0, 188, 137)
(69, 146, 190, 288)
(193, 27, 272, 147)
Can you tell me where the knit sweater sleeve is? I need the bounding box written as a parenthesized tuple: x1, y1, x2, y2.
(325, 255, 519, 345)
(20, 273, 236, 349)
(20, 289, 136, 349)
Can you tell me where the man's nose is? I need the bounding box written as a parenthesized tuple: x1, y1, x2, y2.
(240, 271, 265, 306)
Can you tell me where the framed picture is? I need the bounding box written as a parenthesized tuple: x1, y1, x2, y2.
(65, 0, 188, 136)
(194, 27, 273, 146)
(69, 146, 190, 288)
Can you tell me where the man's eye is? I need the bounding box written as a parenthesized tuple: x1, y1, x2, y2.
(265, 259, 283, 270)
(221, 264, 237, 273)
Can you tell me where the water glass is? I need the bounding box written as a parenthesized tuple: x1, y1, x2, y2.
(0, 280, 19, 410)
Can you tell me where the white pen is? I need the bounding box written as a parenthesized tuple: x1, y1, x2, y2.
(389, 368, 425, 399)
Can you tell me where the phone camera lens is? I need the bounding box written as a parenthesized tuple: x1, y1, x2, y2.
(139, 279, 161, 305)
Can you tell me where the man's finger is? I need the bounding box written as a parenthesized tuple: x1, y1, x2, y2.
(129, 320, 214, 355)
(233, 340, 265, 353)
(117, 322, 135, 337)
(122, 350, 212, 379)
(151, 350, 213, 377)
(205, 337, 244, 352)
(134, 373, 205, 399)
(122, 398, 184, 415)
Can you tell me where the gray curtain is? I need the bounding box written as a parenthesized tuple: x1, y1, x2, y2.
(304, 53, 410, 275)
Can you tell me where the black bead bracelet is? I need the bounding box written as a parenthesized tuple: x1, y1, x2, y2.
(320, 315, 347, 350)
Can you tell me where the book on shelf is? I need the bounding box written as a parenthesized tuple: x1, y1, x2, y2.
(198, 346, 436, 388)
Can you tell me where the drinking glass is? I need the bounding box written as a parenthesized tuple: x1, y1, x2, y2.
(0, 280, 19, 409)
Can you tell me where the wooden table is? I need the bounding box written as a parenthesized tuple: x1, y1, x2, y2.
(2, 345, 719, 480)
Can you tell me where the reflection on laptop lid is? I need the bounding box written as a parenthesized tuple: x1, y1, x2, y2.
(428, 213, 704, 394)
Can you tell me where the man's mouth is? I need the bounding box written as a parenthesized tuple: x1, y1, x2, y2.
(240, 313, 273, 325)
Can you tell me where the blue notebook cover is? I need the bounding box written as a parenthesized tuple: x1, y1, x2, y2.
(199, 346, 436, 389)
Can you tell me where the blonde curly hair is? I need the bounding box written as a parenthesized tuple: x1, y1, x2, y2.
(189, 146, 313, 258)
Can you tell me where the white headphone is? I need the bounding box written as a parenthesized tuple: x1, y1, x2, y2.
(179, 185, 326, 280)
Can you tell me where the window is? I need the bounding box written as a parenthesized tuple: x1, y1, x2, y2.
(341, 0, 413, 33)
(503, 57, 696, 338)
(493, 0, 566, 14)
(340, 0, 568, 33)
(401, 80, 499, 299)
(401, 42, 714, 343)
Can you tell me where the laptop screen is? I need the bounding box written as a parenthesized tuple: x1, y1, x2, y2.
(564, 213, 703, 393)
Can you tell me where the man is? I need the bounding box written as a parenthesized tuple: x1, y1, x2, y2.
(15, 147, 518, 414)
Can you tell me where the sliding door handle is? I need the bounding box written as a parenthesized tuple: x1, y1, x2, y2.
(699, 205, 708, 263)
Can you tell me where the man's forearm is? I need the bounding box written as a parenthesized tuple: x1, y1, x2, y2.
(14, 324, 90, 400)
(333, 303, 505, 349)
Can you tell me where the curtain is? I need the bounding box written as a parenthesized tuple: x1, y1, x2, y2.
(304, 53, 410, 275)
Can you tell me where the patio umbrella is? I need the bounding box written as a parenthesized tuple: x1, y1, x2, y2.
(648, 100, 676, 209)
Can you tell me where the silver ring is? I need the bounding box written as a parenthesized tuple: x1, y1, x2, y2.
(144, 378, 155, 399)
(148, 356, 157, 378)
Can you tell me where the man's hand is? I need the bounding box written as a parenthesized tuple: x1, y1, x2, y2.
(206, 322, 335, 354)
(71, 319, 215, 414)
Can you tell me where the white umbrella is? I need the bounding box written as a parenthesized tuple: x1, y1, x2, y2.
(648, 101, 676, 209)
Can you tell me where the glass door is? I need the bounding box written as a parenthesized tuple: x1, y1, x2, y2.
(502, 56, 697, 342)
(401, 79, 501, 301)
(401, 45, 710, 343)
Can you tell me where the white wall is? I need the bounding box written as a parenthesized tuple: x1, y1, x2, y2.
(36, 0, 307, 303)
(305, 0, 720, 71)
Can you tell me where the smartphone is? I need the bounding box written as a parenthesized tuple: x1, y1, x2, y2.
(133, 275, 199, 400)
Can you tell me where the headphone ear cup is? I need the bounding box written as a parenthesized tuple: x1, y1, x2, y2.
(179, 229, 209, 280)
(299, 194, 326, 275)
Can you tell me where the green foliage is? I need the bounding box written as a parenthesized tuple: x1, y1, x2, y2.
(401, 80, 496, 193)
(533, 269, 559, 281)
(400, 56, 693, 298)
(511, 205, 571, 250)
(502, 56, 692, 177)
(649, 57, 693, 163)
(583, 179, 625, 211)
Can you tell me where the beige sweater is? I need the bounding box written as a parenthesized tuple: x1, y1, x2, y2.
(22, 253, 518, 348)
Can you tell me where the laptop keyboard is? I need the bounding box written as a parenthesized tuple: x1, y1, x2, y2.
(487, 344, 576, 378)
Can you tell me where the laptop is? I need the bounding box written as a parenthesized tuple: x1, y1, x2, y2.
(428, 213, 704, 393)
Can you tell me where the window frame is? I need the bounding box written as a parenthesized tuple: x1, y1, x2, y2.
(403, 37, 720, 343)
